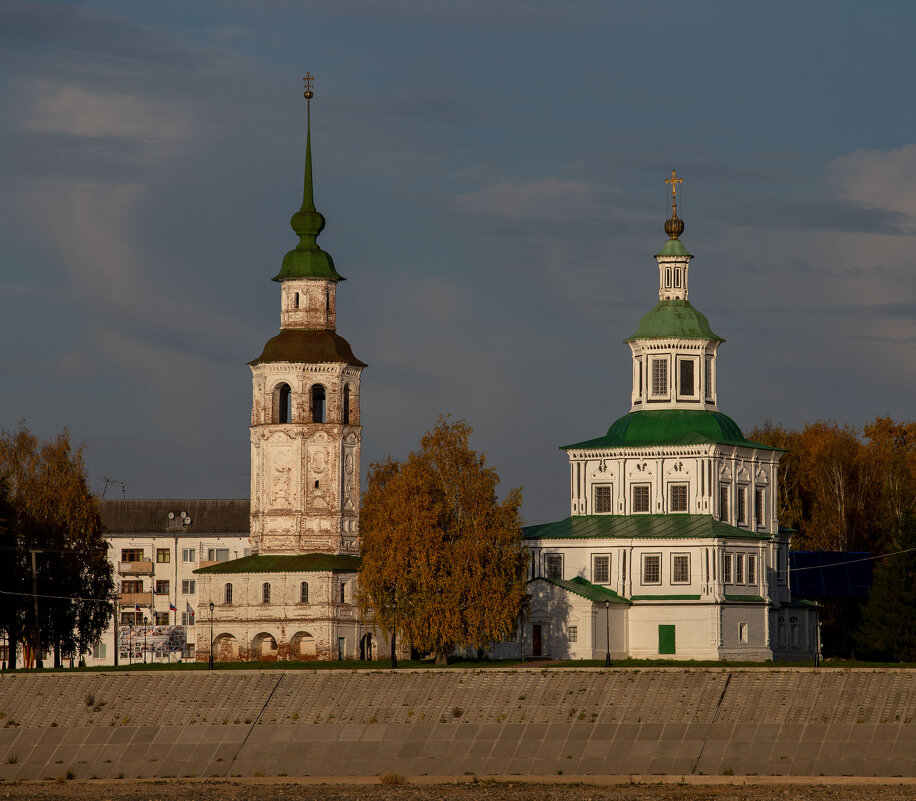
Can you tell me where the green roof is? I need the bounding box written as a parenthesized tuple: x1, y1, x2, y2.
(626, 300, 722, 342)
(563, 409, 782, 451)
(250, 329, 366, 366)
(724, 594, 768, 604)
(194, 553, 361, 574)
(655, 239, 692, 258)
(533, 575, 630, 605)
(523, 514, 771, 541)
(630, 594, 701, 601)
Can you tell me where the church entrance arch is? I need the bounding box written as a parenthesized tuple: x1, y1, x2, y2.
(360, 633, 374, 661)
(290, 631, 317, 659)
(252, 632, 278, 661)
(213, 633, 238, 662)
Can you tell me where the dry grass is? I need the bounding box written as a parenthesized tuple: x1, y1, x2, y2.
(378, 771, 407, 785)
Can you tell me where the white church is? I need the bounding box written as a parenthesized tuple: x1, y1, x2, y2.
(491, 175, 819, 662)
(188, 86, 817, 664)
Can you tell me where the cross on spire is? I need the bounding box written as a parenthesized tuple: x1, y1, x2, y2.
(303, 72, 315, 100)
(665, 169, 683, 215)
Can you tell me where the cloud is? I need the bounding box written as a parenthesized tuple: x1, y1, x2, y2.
(455, 177, 599, 222)
(826, 143, 916, 220)
(23, 80, 191, 141)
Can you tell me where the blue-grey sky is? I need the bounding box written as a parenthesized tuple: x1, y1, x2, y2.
(2, 1, 915, 525)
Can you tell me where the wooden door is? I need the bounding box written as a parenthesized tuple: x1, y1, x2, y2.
(532, 624, 542, 657)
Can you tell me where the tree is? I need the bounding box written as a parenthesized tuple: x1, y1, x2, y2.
(853, 515, 916, 663)
(358, 416, 528, 665)
(0, 423, 114, 668)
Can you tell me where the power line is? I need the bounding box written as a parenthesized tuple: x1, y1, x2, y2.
(789, 546, 916, 574)
(0, 589, 114, 604)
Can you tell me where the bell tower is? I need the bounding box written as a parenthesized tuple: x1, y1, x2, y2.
(248, 75, 366, 556)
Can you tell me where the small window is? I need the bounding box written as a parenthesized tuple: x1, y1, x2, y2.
(155, 580, 169, 594)
(224, 583, 233, 604)
(181, 611, 195, 626)
(568, 626, 578, 643)
(593, 485, 612, 513)
(207, 548, 230, 562)
(92, 642, 107, 659)
(121, 549, 144, 562)
(325, 290, 330, 312)
(311, 384, 326, 423)
(154, 611, 169, 625)
(277, 383, 292, 424)
(679, 359, 695, 396)
(182, 548, 196, 563)
(182, 580, 196, 595)
(737, 487, 747, 526)
(593, 554, 610, 584)
(670, 484, 688, 512)
(723, 553, 733, 584)
(294, 292, 300, 309)
(747, 554, 757, 585)
(651, 358, 668, 397)
(738, 622, 748, 643)
(755, 488, 765, 526)
(638, 358, 643, 396)
(735, 553, 745, 584)
(633, 485, 650, 513)
(300, 581, 309, 604)
(343, 385, 351, 425)
(121, 580, 142, 593)
(665, 267, 672, 288)
(642, 554, 661, 584)
(719, 485, 729, 522)
(545, 554, 563, 580)
(262, 582, 271, 604)
(156, 548, 170, 563)
(672, 554, 690, 584)
(339, 582, 347, 604)
(674, 267, 682, 288)
(705, 356, 713, 399)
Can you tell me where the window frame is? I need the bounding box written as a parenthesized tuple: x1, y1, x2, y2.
(747, 554, 757, 586)
(181, 579, 196, 595)
(737, 485, 748, 526)
(738, 622, 748, 644)
(719, 485, 729, 522)
(677, 356, 697, 398)
(224, 582, 233, 605)
(154, 580, 169, 595)
(568, 626, 578, 643)
(545, 553, 563, 581)
(632, 484, 651, 514)
(669, 483, 688, 513)
(156, 548, 170, 563)
(641, 553, 662, 585)
(671, 553, 690, 584)
(262, 582, 271, 604)
(735, 552, 745, 584)
(181, 548, 196, 563)
(592, 553, 611, 585)
(300, 581, 309, 604)
(650, 356, 670, 399)
(593, 484, 612, 514)
(723, 552, 734, 585)
(755, 488, 765, 528)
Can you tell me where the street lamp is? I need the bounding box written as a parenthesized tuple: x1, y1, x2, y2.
(390, 589, 397, 669)
(604, 601, 611, 667)
(143, 616, 148, 664)
(208, 602, 215, 670)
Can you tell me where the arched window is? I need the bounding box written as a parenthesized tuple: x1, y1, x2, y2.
(300, 581, 309, 604)
(343, 385, 351, 424)
(262, 582, 271, 604)
(224, 583, 233, 604)
(276, 383, 292, 424)
(311, 384, 326, 423)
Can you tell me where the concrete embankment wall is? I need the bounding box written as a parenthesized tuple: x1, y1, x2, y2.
(1, 668, 915, 780)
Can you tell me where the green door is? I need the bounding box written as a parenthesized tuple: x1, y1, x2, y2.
(658, 625, 676, 655)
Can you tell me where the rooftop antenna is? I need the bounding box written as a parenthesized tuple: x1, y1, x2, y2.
(101, 476, 127, 499)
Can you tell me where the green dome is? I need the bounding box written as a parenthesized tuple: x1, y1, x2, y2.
(656, 238, 692, 258)
(625, 300, 723, 342)
(562, 410, 781, 451)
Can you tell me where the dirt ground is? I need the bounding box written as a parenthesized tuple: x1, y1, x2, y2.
(3, 780, 916, 801)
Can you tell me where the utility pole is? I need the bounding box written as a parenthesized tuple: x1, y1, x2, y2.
(29, 549, 42, 668)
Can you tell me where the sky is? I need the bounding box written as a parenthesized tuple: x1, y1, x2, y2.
(1, 1, 915, 526)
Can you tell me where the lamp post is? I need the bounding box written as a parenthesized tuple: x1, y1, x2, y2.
(604, 601, 611, 667)
(390, 589, 397, 669)
(208, 601, 215, 670)
(143, 616, 148, 664)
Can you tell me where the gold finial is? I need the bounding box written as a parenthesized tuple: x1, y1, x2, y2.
(665, 169, 684, 215)
(303, 72, 315, 100)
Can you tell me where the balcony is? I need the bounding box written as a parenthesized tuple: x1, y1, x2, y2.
(120, 592, 153, 608)
(118, 560, 154, 575)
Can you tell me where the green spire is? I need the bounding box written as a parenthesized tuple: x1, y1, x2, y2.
(273, 77, 344, 283)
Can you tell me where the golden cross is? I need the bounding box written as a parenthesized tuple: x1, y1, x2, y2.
(303, 72, 315, 99)
(665, 169, 683, 212)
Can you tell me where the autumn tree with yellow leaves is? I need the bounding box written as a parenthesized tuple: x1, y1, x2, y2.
(358, 416, 528, 666)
